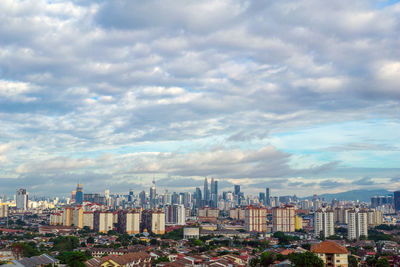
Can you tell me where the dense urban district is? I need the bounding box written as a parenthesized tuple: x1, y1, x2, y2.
(1, 179, 400, 267)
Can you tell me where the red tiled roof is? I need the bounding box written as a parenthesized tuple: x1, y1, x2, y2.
(311, 241, 348, 254)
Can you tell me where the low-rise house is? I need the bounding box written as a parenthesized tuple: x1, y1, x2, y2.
(311, 241, 349, 267)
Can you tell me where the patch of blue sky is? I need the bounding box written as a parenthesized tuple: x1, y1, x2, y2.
(375, 0, 400, 9)
(269, 119, 400, 169)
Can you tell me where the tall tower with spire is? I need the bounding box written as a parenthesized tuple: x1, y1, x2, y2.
(204, 177, 209, 202)
(150, 178, 157, 208)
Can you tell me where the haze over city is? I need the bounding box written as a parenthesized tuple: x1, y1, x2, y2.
(1, 0, 400, 197)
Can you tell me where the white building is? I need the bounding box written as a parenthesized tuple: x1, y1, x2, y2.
(348, 210, 368, 240)
(314, 208, 334, 238)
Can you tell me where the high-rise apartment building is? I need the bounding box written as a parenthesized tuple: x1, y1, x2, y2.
(62, 207, 74, 226)
(0, 203, 8, 218)
(272, 205, 295, 232)
(16, 188, 28, 210)
(94, 211, 114, 233)
(165, 204, 185, 225)
(348, 210, 368, 240)
(141, 209, 165, 235)
(117, 209, 141, 234)
(314, 208, 334, 238)
(245, 206, 267, 232)
(73, 207, 84, 228)
(367, 209, 383, 227)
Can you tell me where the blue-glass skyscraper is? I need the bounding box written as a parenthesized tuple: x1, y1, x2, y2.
(76, 184, 83, 204)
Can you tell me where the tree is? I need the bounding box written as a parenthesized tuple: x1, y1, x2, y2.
(57, 251, 88, 267)
(348, 255, 358, 267)
(249, 257, 260, 267)
(376, 258, 390, 267)
(52, 236, 80, 252)
(260, 252, 275, 266)
(87, 236, 95, 244)
(288, 252, 324, 267)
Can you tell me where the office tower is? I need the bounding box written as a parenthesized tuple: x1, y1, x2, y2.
(141, 209, 165, 234)
(314, 208, 334, 238)
(117, 209, 140, 234)
(94, 211, 114, 233)
(210, 178, 218, 207)
(245, 206, 267, 232)
(259, 192, 266, 205)
(128, 189, 134, 202)
(16, 189, 28, 211)
(348, 210, 368, 240)
(272, 205, 295, 232)
(105, 189, 110, 199)
(234, 185, 240, 195)
(165, 204, 186, 225)
(139, 191, 146, 206)
(71, 191, 76, 202)
(75, 184, 83, 205)
(184, 192, 192, 208)
(204, 177, 209, 201)
(394, 191, 400, 211)
(266, 187, 271, 206)
(367, 209, 383, 227)
(273, 196, 280, 207)
(0, 203, 8, 218)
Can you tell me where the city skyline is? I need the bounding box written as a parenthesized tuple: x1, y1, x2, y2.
(1, 0, 400, 196)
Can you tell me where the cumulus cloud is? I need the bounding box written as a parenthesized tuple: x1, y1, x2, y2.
(0, 0, 399, 195)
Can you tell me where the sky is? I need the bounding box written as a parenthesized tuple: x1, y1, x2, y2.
(0, 0, 400, 197)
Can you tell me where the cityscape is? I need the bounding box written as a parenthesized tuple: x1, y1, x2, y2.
(1, 0, 400, 267)
(0, 181, 400, 266)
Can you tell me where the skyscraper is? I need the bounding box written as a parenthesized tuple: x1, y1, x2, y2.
(210, 178, 218, 207)
(150, 178, 156, 208)
(266, 187, 271, 206)
(75, 184, 83, 204)
(204, 177, 209, 201)
(16, 188, 28, 210)
(245, 206, 267, 232)
(234, 185, 240, 195)
(394, 191, 400, 211)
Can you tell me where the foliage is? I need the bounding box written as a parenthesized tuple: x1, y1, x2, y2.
(273, 231, 299, 245)
(288, 252, 324, 267)
(260, 251, 275, 266)
(249, 257, 260, 267)
(12, 243, 40, 258)
(86, 236, 95, 244)
(160, 227, 183, 240)
(348, 255, 358, 267)
(51, 236, 79, 252)
(57, 251, 89, 267)
(154, 256, 170, 264)
(301, 243, 311, 250)
(368, 229, 393, 242)
(376, 258, 390, 267)
(375, 224, 400, 231)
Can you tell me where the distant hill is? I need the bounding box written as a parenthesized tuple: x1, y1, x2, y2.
(302, 189, 392, 202)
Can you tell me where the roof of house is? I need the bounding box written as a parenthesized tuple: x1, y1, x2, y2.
(311, 241, 348, 254)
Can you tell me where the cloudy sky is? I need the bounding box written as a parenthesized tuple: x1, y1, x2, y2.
(1, 0, 400, 197)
